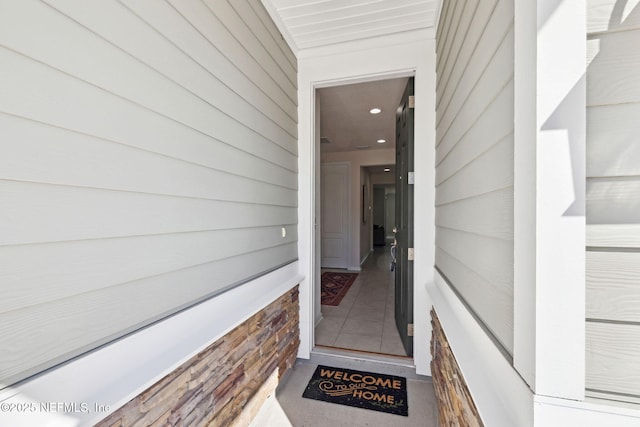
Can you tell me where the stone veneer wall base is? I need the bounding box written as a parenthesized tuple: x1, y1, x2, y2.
(431, 308, 483, 427)
(96, 286, 299, 427)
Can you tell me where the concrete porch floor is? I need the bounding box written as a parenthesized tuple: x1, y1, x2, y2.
(250, 350, 439, 426)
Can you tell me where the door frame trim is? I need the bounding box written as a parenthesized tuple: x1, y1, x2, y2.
(306, 70, 415, 360)
(296, 35, 437, 377)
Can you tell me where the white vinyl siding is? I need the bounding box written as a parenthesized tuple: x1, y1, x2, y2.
(0, 0, 297, 386)
(586, 0, 640, 404)
(435, 0, 514, 354)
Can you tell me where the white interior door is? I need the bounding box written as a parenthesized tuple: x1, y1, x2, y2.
(321, 163, 349, 268)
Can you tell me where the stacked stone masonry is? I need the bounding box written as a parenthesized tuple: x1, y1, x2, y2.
(430, 308, 483, 427)
(97, 286, 300, 427)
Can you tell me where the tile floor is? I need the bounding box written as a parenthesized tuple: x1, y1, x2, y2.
(250, 353, 439, 427)
(315, 245, 407, 357)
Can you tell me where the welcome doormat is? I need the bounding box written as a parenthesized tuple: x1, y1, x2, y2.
(302, 365, 408, 416)
(321, 272, 358, 306)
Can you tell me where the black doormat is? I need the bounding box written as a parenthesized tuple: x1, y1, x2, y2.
(302, 365, 408, 416)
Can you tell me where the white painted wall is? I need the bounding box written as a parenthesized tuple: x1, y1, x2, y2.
(298, 30, 437, 375)
(321, 149, 395, 270)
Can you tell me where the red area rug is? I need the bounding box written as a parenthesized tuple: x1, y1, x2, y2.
(321, 272, 358, 306)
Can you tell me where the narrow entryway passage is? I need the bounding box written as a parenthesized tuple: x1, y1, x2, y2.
(316, 245, 406, 356)
(250, 354, 438, 426)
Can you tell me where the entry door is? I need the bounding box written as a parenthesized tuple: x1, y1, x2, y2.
(394, 78, 414, 356)
(321, 163, 349, 268)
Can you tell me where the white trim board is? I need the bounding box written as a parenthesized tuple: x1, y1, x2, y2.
(430, 270, 534, 427)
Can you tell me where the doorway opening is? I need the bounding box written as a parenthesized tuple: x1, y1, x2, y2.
(314, 76, 414, 359)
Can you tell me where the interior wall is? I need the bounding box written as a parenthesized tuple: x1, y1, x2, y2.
(321, 149, 394, 270)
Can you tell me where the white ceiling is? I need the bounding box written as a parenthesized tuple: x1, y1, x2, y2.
(261, 0, 438, 51)
(318, 78, 408, 152)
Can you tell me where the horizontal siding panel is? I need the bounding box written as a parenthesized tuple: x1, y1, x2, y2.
(438, 76, 514, 161)
(0, 243, 297, 385)
(3, 0, 296, 154)
(0, 114, 296, 191)
(586, 322, 640, 398)
(436, 0, 480, 95)
(0, 0, 298, 388)
(587, 251, 640, 322)
(436, 0, 509, 122)
(0, 181, 297, 245)
(587, 0, 640, 34)
(202, 0, 297, 94)
(247, 0, 297, 69)
(1, 116, 297, 202)
(436, 82, 514, 167)
(227, 0, 296, 78)
(435, 0, 454, 56)
(435, 187, 514, 240)
(436, 227, 513, 290)
(435, 0, 466, 79)
(436, 0, 497, 98)
(587, 224, 640, 247)
(0, 226, 297, 314)
(170, 0, 296, 107)
(436, 248, 513, 352)
(587, 177, 640, 224)
(587, 28, 640, 106)
(436, 134, 513, 204)
(436, 0, 482, 97)
(121, 0, 297, 129)
(437, 28, 514, 150)
(435, 0, 515, 360)
(586, 0, 640, 403)
(0, 48, 297, 172)
(587, 103, 640, 178)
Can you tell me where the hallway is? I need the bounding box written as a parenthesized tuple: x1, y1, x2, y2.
(315, 245, 407, 356)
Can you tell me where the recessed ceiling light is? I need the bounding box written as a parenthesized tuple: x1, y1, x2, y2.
(356, 145, 370, 149)
(377, 139, 386, 144)
(369, 108, 381, 114)
(384, 168, 391, 172)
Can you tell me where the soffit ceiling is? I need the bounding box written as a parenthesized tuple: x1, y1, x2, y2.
(261, 0, 438, 51)
(260, 0, 439, 154)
